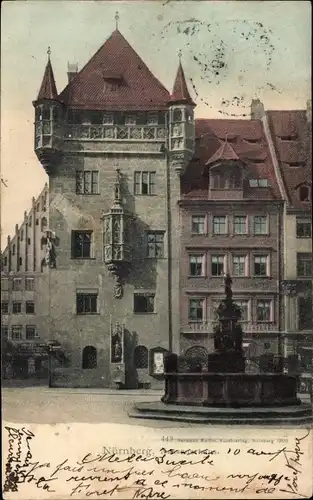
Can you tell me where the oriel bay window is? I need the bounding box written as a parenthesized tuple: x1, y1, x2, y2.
(76, 171, 99, 194)
(256, 299, 272, 322)
(211, 255, 225, 276)
(76, 291, 98, 314)
(189, 255, 204, 276)
(188, 298, 205, 321)
(134, 172, 156, 195)
(72, 231, 93, 259)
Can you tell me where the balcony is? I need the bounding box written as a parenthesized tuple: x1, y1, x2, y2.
(184, 320, 279, 334)
(64, 124, 166, 141)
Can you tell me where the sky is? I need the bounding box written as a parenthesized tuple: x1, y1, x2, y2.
(1, 0, 311, 248)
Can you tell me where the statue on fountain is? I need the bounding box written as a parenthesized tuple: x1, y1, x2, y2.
(208, 273, 246, 373)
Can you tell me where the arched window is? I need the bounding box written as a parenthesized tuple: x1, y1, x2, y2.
(134, 345, 149, 369)
(298, 185, 311, 202)
(41, 217, 47, 232)
(185, 346, 208, 363)
(82, 346, 97, 369)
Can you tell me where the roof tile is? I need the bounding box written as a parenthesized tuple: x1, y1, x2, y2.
(58, 30, 170, 111)
(37, 59, 58, 101)
(181, 118, 282, 201)
(267, 110, 311, 208)
(169, 62, 195, 106)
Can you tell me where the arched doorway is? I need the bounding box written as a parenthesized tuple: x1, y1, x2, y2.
(82, 346, 97, 369)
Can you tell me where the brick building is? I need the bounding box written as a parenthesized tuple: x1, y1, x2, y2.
(1, 184, 50, 378)
(178, 117, 285, 372)
(265, 102, 312, 378)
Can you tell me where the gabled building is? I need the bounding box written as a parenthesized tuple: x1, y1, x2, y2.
(178, 117, 285, 371)
(265, 101, 312, 376)
(1, 184, 50, 378)
(32, 29, 195, 388)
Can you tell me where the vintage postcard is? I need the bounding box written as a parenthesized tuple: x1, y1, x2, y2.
(1, 1, 312, 499)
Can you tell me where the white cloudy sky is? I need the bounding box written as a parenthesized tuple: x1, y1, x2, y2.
(1, 0, 311, 247)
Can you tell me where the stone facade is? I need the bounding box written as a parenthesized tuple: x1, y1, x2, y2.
(1, 185, 50, 378)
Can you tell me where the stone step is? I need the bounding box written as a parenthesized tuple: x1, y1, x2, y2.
(129, 410, 313, 426)
(130, 401, 312, 425)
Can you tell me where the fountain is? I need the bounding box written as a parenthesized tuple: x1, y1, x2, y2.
(130, 275, 312, 424)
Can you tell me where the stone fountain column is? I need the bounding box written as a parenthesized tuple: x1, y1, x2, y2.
(207, 274, 246, 373)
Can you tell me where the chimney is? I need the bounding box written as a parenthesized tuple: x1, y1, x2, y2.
(306, 99, 311, 123)
(67, 63, 78, 83)
(251, 98, 265, 120)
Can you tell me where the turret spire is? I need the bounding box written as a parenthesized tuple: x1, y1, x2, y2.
(169, 57, 195, 106)
(37, 48, 58, 101)
(115, 11, 119, 30)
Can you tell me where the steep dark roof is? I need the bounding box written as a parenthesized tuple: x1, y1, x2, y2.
(37, 59, 58, 101)
(181, 119, 282, 200)
(169, 62, 195, 106)
(267, 110, 311, 208)
(58, 30, 170, 111)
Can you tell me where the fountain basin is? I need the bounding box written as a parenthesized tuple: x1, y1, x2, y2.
(162, 372, 301, 407)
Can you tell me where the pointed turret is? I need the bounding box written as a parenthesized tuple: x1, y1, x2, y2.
(168, 55, 196, 175)
(206, 140, 239, 165)
(169, 61, 195, 106)
(33, 48, 64, 175)
(37, 55, 58, 101)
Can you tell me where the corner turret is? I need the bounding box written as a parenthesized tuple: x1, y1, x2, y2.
(33, 47, 64, 175)
(168, 54, 196, 175)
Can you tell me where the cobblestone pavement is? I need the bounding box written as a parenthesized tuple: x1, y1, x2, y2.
(3, 387, 311, 429)
(2, 387, 196, 428)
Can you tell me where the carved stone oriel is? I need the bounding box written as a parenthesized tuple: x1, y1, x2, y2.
(102, 169, 131, 298)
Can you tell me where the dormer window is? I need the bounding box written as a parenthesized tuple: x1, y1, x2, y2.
(249, 179, 269, 187)
(211, 166, 242, 189)
(298, 185, 311, 202)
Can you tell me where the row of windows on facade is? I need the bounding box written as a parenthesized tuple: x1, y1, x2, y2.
(80, 344, 150, 370)
(76, 292, 156, 314)
(188, 296, 313, 329)
(75, 170, 157, 195)
(1, 278, 35, 291)
(65, 110, 166, 126)
(72, 230, 164, 259)
(188, 252, 312, 278)
(1, 301, 35, 314)
(2, 325, 38, 341)
(191, 215, 312, 236)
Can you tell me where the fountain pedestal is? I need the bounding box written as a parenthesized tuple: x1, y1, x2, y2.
(130, 275, 311, 425)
